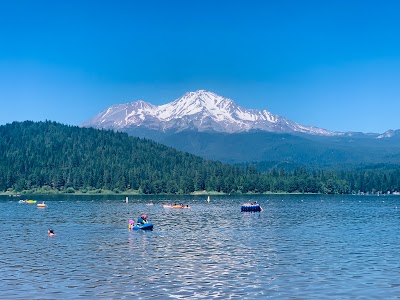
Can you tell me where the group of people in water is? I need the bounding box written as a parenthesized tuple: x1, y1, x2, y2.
(47, 199, 261, 235)
(47, 213, 150, 235)
(128, 214, 149, 230)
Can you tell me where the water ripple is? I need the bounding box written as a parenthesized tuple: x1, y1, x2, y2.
(1, 194, 400, 298)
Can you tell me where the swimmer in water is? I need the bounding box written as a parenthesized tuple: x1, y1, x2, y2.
(48, 229, 55, 236)
(128, 219, 134, 230)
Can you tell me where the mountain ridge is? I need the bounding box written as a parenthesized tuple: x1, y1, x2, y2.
(82, 90, 400, 166)
(82, 90, 336, 135)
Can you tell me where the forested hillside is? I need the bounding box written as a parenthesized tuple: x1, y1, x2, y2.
(0, 121, 246, 194)
(1, 121, 400, 195)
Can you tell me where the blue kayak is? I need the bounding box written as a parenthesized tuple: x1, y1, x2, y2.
(133, 222, 154, 230)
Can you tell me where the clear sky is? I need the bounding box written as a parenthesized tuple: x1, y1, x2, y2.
(1, 0, 399, 133)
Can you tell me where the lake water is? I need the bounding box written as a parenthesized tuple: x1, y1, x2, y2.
(1, 194, 400, 299)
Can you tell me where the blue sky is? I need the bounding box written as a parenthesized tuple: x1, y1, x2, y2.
(1, 0, 399, 133)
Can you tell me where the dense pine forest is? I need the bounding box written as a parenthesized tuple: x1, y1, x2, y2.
(1, 121, 400, 195)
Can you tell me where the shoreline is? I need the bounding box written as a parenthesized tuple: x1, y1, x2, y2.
(1, 190, 326, 196)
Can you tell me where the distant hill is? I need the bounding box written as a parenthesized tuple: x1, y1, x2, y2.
(122, 128, 400, 167)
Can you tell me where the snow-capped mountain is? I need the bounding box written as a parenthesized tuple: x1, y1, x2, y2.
(377, 129, 400, 139)
(82, 90, 336, 135)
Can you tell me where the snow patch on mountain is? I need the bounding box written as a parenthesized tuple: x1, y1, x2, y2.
(82, 90, 337, 135)
(377, 129, 400, 139)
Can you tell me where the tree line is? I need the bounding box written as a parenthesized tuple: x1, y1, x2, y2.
(0, 121, 399, 195)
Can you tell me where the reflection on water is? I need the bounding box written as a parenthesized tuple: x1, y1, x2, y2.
(1, 194, 400, 298)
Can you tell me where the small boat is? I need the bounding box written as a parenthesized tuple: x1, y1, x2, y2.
(26, 200, 37, 204)
(37, 201, 46, 208)
(241, 203, 262, 212)
(133, 222, 154, 230)
(18, 200, 26, 203)
(172, 204, 190, 209)
(162, 204, 172, 208)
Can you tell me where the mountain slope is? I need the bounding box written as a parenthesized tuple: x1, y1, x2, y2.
(123, 127, 400, 166)
(82, 90, 400, 167)
(82, 90, 335, 135)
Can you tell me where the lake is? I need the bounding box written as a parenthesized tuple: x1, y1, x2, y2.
(1, 194, 400, 299)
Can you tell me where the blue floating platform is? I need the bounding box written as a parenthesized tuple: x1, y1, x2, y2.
(241, 204, 262, 212)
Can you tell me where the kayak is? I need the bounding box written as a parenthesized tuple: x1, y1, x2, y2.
(133, 223, 154, 230)
(172, 205, 190, 209)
